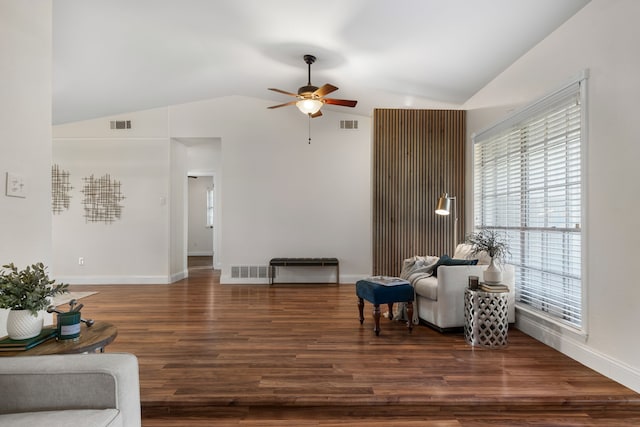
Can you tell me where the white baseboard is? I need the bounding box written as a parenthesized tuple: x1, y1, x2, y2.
(170, 270, 188, 283)
(516, 310, 640, 393)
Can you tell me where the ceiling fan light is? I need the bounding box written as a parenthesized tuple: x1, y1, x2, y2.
(296, 99, 323, 115)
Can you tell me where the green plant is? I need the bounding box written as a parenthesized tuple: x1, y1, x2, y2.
(0, 262, 68, 315)
(465, 229, 510, 264)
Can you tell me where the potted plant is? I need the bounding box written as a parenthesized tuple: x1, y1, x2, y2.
(465, 229, 510, 283)
(0, 262, 68, 339)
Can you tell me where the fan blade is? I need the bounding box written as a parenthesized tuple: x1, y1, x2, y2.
(310, 110, 323, 118)
(313, 84, 338, 98)
(324, 98, 358, 108)
(268, 88, 298, 97)
(267, 100, 297, 109)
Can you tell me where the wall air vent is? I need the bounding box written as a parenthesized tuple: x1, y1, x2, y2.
(109, 120, 132, 130)
(340, 120, 358, 130)
(231, 265, 268, 279)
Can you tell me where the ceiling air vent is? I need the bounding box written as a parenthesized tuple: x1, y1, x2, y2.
(109, 120, 131, 130)
(340, 120, 358, 130)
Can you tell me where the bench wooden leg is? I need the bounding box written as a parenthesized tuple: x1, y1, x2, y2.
(407, 301, 414, 333)
(373, 304, 381, 336)
(357, 297, 364, 324)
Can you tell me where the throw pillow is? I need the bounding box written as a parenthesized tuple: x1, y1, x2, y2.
(453, 243, 491, 265)
(432, 254, 479, 277)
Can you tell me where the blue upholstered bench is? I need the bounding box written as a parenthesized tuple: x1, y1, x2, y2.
(355, 277, 414, 336)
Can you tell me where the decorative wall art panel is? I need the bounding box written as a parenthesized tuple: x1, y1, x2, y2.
(51, 164, 73, 214)
(81, 174, 125, 224)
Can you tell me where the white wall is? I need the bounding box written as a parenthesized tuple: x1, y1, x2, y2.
(53, 108, 173, 284)
(169, 139, 188, 282)
(0, 1, 53, 268)
(0, 0, 53, 335)
(464, 0, 640, 392)
(52, 96, 372, 285)
(169, 96, 372, 284)
(185, 139, 222, 174)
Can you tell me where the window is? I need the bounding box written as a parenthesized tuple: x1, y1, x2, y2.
(206, 188, 214, 228)
(473, 72, 586, 330)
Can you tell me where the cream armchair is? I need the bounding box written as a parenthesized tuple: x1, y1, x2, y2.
(0, 353, 141, 427)
(401, 244, 515, 332)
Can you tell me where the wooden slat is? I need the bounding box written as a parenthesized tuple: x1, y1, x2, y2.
(373, 109, 466, 276)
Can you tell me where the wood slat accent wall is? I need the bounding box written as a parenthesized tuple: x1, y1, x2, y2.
(373, 109, 466, 276)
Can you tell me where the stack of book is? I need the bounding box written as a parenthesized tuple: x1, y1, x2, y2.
(479, 283, 509, 292)
(0, 327, 57, 352)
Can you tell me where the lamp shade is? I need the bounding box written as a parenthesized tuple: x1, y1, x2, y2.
(435, 193, 451, 215)
(296, 99, 323, 115)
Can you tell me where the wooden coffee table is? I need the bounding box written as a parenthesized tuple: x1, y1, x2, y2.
(0, 321, 117, 356)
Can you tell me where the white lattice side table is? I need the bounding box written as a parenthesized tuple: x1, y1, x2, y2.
(464, 288, 509, 348)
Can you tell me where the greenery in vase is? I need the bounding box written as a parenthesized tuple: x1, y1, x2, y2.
(464, 229, 510, 264)
(0, 262, 68, 316)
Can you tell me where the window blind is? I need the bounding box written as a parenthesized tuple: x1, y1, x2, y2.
(473, 75, 585, 330)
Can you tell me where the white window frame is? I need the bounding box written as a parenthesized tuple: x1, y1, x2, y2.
(472, 70, 588, 334)
(206, 187, 214, 228)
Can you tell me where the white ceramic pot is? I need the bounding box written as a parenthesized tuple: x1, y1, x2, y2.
(483, 257, 503, 284)
(6, 309, 44, 340)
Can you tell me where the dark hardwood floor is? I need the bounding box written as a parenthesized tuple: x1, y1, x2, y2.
(70, 257, 640, 426)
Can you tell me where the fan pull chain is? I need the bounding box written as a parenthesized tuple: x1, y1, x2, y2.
(308, 114, 312, 144)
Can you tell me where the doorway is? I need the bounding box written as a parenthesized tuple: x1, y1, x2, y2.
(187, 175, 215, 269)
(176, 136, 222, 273)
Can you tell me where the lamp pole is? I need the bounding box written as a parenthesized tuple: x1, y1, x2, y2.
(452, 196, 458, 255)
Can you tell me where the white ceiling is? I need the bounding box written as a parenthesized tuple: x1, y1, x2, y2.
(52, 0, 590, 124)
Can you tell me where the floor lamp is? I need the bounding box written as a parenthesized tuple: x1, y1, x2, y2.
(435, 192, 457, 254)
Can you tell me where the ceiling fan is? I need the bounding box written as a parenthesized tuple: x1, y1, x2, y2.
(267, 54, 357, 118)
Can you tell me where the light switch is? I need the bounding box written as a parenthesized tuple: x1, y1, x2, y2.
(6, 172, 26, 198)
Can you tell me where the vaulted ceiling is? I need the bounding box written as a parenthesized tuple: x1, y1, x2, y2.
(52, 0, 590, 124)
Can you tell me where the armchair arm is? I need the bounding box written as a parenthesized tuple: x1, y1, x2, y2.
(0, 353, 140, 427)
(436, 264, 516, 324)
(434, 265, 488, 327)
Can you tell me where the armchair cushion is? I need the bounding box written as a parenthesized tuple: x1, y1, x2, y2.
(453, 243, 492, 265)
(412, 275, 438, 300)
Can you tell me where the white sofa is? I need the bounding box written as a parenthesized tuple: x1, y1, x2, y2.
(0, 353, 141, 427)
(401, 244, 515, 332)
